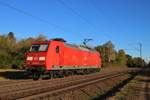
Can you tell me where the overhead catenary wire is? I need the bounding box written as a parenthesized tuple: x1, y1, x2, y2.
(89, 0, 124, 39)
(90, 0, 119, 26)
(0, 1, 65, 32)
(57, 0, 96, 30)
(0, 0, 112, 40)
(57, 0, 112, 39)
(128, 43, 142, 59)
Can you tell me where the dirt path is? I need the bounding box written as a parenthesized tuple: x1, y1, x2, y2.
(138, 75, 150, 100)
(108, 68, 150, 100)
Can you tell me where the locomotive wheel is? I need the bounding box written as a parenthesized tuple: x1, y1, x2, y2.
(58, 70, 64, 78)
(96, 68, 101, 72)
(33, 73, 40, 80)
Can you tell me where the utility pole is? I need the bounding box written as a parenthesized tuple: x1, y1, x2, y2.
(138, 43, 143, 66)
(139, 43, 142, 59)
(128, 42, 142, 59)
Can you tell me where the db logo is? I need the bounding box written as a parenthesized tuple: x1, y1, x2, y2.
(34, 57, 38, 60)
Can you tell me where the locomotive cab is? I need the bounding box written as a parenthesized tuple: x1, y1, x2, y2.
(26, 43, 48, 66)
(25, 41, 50, 80)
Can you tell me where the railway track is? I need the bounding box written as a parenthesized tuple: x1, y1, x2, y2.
(0, 68, 140, 100)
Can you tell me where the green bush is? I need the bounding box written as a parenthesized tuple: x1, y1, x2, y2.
(126, 57, 145, 67)
(0, 32, 46, 69)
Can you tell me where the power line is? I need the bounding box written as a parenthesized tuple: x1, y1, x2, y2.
(90, 0, 117, 25)
(0, 1, 65, 31)
(57, 0, 96, 29)
(57, 0, 111, 39)
(128, 43, 142, 59)
(0, 0, 112, 40)
(89, 0, 123, 35)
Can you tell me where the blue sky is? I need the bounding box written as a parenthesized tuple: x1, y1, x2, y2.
(0, 0, 149, 61)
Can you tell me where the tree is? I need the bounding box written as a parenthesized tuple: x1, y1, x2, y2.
(148, 62, 150, 67)
(6, 32, 17, 53)
(126, 57, 146, 67)
(0, 35, 6, 47)
(95, 45, 106, 66)
(133, 57, 145, 67)
(0, 50, 11, 68)
(126, 54, 133, 67)
(95, 41, 117, 66)
(103, 41, 116, 63)
(0, 33, 15, 67)
(14, 37, 36, 69)
(35, 34, 47, 41)
(7, 32, 15, 41)
(0, 32, 48, 69)
(117, 49, 126, 65)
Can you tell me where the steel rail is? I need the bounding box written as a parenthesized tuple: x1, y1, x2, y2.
(18, 72, 128, 100)
(0, 69, 140, 100)
(0, 69, 128, 93)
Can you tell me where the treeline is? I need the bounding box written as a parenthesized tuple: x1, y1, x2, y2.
(0, 32, 46, 69)
(95, 41, 147, 67)
(0, 32, 148, 69)
(148, 62, 150, 67)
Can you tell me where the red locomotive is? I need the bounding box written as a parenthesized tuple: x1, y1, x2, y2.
(25, 38, 101, 80)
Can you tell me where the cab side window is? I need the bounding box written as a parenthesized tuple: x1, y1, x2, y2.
(56, 46, 59, 53)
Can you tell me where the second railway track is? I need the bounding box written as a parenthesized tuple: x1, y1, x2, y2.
(0, 68, 140, 100)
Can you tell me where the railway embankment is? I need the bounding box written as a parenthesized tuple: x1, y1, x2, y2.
(0, 67, 141, 100)
(108, 68, 150, 100)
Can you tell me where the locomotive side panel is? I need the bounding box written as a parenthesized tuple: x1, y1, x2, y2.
(46, 41, 64, 70)
(63, 44, 101, 69)
(46, 41, 101, 70)
(80, 50, 88, 67)
(63, 46, 77, 66)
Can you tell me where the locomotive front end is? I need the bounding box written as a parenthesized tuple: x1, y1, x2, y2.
(25, 42, 49, 80)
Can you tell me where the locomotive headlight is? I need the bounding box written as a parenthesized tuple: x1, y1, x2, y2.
(27, 56, 33, 61)
(39, 57, 46, 61)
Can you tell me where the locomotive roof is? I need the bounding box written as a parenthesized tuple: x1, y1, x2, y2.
(31, 39, 97, 53)
(32, 38, 66, 44)
(32, 41, 49, 44)
(65, 43, 97, 52)
(50, 38, 66, 42)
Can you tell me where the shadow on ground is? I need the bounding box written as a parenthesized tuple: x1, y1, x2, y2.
(0, 71, 31, 80)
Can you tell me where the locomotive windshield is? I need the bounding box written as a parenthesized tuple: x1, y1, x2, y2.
(30, 44, 48, 52)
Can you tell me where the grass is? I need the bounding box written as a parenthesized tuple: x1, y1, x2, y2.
(113, 78, 139, 100)
(0, 68, 26, 80)
(0, 68, 23, 72)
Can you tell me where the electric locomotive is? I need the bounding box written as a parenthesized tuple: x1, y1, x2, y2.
(25, 38, 101, 80)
